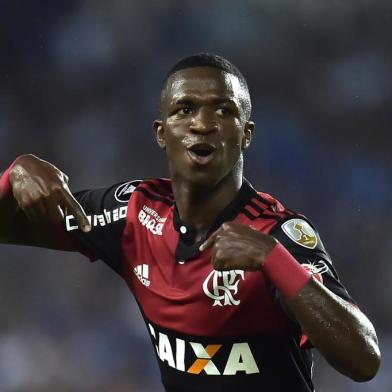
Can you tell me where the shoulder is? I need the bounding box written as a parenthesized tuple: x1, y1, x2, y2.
(73, 177, 174, 209)
(131, 178, 174, 206)
(255, 191, 289, 215)
(248, 189, 324, 252)
(243, 189, 296, 226)
(260, 193, 326, 256)
(73, 179, 143, 211)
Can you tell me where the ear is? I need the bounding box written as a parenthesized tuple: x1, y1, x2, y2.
(153, 120, 166, 149)
(241, 121, 254, 150)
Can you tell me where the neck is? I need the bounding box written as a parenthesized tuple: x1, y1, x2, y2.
(171, 163, 243, 234)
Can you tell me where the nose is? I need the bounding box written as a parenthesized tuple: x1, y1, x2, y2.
(189, 108, 218, 135)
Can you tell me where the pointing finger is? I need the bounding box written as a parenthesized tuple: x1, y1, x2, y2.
(62, 191, 91, 232)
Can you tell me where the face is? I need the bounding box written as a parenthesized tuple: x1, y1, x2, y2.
(154, 67, 254, 187)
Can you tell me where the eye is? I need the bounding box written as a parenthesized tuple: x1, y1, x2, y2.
(216, 107, 230, 116)
(177, 107, 193, 115)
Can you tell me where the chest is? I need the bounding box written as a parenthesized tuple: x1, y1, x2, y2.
(120, 204, 289, 337)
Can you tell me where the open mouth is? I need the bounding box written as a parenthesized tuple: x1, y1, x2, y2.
(187, 143, 217, 164)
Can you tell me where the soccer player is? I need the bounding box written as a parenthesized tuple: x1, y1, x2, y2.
(0, 54, 380, 391)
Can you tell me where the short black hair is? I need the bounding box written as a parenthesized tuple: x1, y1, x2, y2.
(160, 52, 251, 119)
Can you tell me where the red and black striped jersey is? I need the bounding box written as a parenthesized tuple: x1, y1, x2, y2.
(65, 178, 353, 392)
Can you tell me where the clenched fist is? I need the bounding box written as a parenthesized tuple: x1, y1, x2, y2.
(199, 222, 277, 271)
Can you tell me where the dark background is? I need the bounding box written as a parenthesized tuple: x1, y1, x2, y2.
(0, 1, 391, 390)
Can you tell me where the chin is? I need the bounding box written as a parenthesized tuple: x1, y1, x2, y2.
(181, 169, 222, 188)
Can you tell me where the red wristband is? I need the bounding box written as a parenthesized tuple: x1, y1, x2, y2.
(0, 158, 20, 199)
(262, 242, 312, 299)
(0, 165, 13, 199)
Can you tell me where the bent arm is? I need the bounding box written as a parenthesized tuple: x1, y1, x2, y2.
(261, 241, 381, 382)
(201, 222, 381, 382)
(287, 278, 380, 381)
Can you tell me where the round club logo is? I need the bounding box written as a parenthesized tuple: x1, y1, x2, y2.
(115, 181, 139, 203)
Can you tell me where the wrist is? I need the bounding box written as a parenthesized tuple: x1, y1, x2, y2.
(261, 242, 311, 299)
(0, 166, 12, 198)
(0, 157, 22, 199)
(251, 233, 278, 270)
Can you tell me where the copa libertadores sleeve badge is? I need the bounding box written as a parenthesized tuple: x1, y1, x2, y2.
(281, 219, 318, 249)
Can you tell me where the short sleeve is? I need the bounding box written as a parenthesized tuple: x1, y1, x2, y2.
(64, 180, 140, 274)
(269, 216, 355, 305)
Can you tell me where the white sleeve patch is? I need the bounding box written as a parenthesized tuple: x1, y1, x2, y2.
(281, 219, 318, 249)
(114, 180, 140, 203)
(302, 260, 330, 283)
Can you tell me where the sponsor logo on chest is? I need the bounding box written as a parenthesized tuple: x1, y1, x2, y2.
(148, 324, 259, 375)
(138, 205, 167, 235)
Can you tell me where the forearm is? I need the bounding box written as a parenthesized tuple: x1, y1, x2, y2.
(200, 222, 381, 381)
(287, 278, 380, 381)
(261, 242, 380, 381)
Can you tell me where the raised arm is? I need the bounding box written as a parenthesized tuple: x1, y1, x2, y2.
(200, 222, 381, 382)
(0, 154, 91, 249)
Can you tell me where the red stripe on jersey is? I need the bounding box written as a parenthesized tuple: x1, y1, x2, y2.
(255, 193, 287, 214)
(243, 201, 292, 223)
(261, 208, 292, 221)
(250, 196, 270, 210)
(142, 179, 174, 201)
(257, 192, 277, 205)
(135, 187, 173, 206)
(154, 178, 173, 194)
(244, 204, 262, 217)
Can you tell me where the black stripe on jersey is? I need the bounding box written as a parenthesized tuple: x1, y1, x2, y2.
(254, 193, 275, 207)
(134, 187, 174, 206)
(253, 195, 295, 220)
(264, 208, 294, 221)
(241, 199, 294, 222)
(154, 178, 173, 194)
(240, 207, 261, 221)
(285, 208, 297, 216)
(248, 199, 266, 213)
(251, 196, 271, 210)
(142, 180, 174, 201)
(241, 207, 284, 222)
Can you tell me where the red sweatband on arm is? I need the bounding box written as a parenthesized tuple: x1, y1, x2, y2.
(0, 165, 13, 199)
(262, 242, 312, 299)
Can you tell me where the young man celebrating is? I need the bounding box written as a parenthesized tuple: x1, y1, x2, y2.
(0, 53, 380, 391)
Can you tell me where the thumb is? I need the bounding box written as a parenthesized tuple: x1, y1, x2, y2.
(199, 229, 220, 252)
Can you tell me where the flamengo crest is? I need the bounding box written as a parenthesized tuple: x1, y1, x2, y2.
(203, 270, 245, 306)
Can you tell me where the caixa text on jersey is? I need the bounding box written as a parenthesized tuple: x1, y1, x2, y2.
(149, 324, 260, 376)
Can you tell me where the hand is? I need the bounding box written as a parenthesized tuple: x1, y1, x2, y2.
(199, 222, 277, 271)
(9, 154, 91, 232)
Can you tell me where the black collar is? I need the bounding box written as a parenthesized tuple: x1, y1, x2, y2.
(173, 179, 256, 263)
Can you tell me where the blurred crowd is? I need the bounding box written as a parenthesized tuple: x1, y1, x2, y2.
(0, 1, 391, 391)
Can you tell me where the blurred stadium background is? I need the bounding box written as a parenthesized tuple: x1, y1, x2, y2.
(0, 1, 391, 391)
